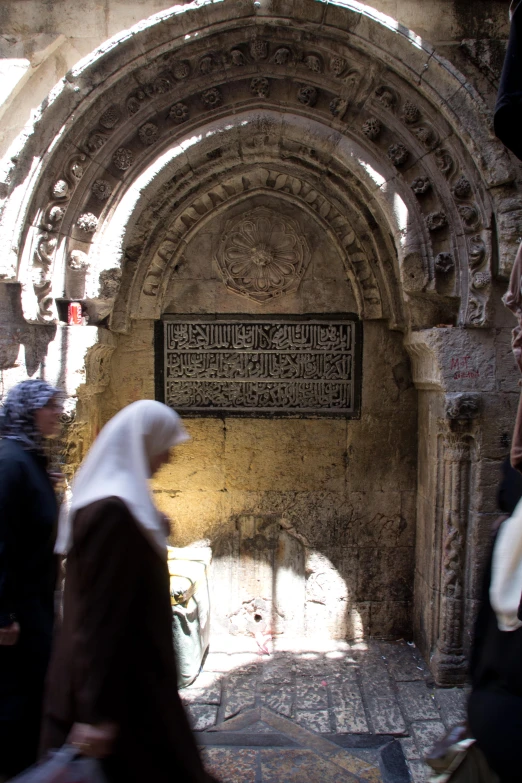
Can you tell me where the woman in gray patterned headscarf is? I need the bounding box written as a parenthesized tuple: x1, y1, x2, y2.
(0, 379, 63, 777)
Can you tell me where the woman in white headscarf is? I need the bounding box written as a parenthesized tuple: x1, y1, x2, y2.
(41, 400, 219, 783)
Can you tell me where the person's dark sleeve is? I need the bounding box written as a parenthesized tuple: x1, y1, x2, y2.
(0, 456, 24, 627)
(73, 500, 139, 724)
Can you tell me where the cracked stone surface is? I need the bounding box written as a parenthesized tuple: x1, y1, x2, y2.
(181, 639, 467, 781)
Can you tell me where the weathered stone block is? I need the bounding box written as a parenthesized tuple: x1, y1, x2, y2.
(357, 547, 414, 603)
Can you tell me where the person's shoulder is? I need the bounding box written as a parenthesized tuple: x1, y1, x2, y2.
(0, 440, 29, 472)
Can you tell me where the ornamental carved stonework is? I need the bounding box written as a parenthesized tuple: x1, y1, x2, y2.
(216, 207, 310, 303)
(362, 118, 381, 139)
(112, 147, 134, 170)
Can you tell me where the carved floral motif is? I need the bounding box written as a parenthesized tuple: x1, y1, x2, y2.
(435, 253, 455, 274)
(201, 87, 222, 108)
(251, 77, 270, 99)
(76, 213, 99, 233)
(411, 176, 431, 195)
(388, 142, 409, 166)
(216, 207, 308, 303)
(297, 85, 318, 107)
(138, 122, 159, 145)
(362, 118, 381, 139)
(472, 271, 491, 289)
(91, 179, 112, 201)
(112, 147, 134, 170)
(154, 76, 172, 94)
(52, 180, 69, 199)
(169, 102, 189, 124)
(426, 211, 448, 231)
(48, 206, 65, 226)
(68, 250, 89, 270)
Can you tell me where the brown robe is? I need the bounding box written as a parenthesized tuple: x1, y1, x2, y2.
(41, 497, 217, 783)
(503, 242, 522, 472)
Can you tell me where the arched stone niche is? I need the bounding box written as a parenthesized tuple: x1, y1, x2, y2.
(0, 0, 521, 681)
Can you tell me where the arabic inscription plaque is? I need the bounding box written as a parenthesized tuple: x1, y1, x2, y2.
(163, 318, 360, 417)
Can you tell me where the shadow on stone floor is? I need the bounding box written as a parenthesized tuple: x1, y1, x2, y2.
(181, 639, 467, 783)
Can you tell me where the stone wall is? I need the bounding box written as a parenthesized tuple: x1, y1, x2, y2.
(0, 0, 521, 678)
(99, 316, 417, 641)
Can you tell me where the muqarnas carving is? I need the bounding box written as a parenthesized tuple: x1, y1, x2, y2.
(216, 207, 310, 303)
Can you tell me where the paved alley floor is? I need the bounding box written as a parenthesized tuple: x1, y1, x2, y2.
(181, 638, 467, 782)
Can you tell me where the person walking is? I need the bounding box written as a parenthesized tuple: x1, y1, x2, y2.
(467, 460, 522, 782)
(41, 400, 220, 783)
(0, 379, 62, 778)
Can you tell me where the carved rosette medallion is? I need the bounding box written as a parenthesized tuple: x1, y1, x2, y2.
(362, 118, 381, 140)
(169, 103, 189, 124)
(251, 77, 270, 99)
(99, 105, 121, 130)
(216, 207, 310, 303)
(138, 122, 159, 146)
(91, 179, 112, 201)
(112, 147, 134, 170)
(201, 87, 222, 108)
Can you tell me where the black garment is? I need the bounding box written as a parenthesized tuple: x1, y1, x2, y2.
(468, 523, 522, 783)
(495, 1, 522, 161)
(497, 457, 522, 516)
(0, 438, 58, 777)
(41, 498, 217, 783)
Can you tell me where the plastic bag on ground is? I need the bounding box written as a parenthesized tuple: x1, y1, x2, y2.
(10, 746, 108, 783)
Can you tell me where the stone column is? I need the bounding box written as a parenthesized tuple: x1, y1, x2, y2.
(431, 393, 480, 685)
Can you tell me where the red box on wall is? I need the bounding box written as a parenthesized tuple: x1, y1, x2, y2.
(68, 302, 82, 325)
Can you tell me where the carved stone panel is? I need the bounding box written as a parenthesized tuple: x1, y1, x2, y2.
(215, 207, 310, 303)
(162, 317, 361, 417)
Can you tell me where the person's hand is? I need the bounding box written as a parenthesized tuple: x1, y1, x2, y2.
(68, 722, 118, 758)
(0, 622, 20, 646)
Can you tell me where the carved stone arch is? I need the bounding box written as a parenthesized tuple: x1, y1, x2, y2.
(0, 1, 517, 331)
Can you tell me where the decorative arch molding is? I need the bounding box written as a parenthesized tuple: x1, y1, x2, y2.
(0, 0, 518, 329)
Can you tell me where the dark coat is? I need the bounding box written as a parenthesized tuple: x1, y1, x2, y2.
(0, 438, 58, 774)
(41, 497, 216, 783)
(495, 1, 522, 161)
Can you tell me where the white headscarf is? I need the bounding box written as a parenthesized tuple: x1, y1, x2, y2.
(490, 496, 522, 631)
(55, 400, 189, 556)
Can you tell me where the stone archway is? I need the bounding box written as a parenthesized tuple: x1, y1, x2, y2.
(1, 0, 520, 684)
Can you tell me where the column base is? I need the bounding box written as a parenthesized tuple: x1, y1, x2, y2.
(431, 649, 468, 686)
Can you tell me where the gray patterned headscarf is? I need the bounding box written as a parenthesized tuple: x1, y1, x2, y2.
(0, 379, 61, 453)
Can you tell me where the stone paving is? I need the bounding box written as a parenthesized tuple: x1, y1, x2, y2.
(181, 637, 467, 782)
